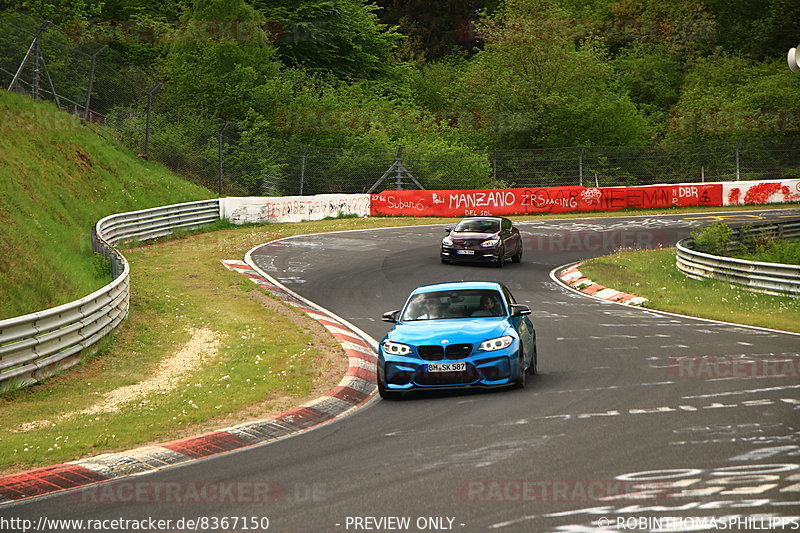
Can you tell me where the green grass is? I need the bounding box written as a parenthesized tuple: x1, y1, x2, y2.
(733, 239, 800, 265)
(0, 216, 466, 474)
(0, 91, 213, 319)
(579, 248, 800, 333)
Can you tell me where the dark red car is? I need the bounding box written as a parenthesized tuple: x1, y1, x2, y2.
(440, 217, 523, 267)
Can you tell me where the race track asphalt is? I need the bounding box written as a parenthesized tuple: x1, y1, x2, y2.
(4, 209, 800, 533)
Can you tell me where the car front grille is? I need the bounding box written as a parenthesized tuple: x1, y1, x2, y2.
(417, 343, 473, 360)
(452, 239, 487, 249)
(418, 345, 444, 361)
(445, 343, 473, 359)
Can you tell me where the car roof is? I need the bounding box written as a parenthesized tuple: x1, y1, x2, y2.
(410, 281, 504, 295)
(458, 216, 504, 222)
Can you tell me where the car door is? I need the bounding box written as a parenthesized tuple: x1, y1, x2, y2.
(500, 218, 513, 257)
(503, 287, 534, 357)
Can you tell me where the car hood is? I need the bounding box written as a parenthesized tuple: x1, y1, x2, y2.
(449, 231, 496, 240)
(386, 317, 513, 345)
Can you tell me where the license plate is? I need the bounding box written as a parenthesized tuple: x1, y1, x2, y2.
(456, 250, 475, 255)
(427, 362, 467, 372)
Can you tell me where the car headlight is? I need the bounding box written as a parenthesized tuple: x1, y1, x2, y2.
(442, 236, 453, 246)
(383, 341, 412, 356)
(481, 238, 500, 247)
(479, 336, 513, 351)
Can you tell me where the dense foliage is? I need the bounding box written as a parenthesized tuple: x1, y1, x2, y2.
(2, 0, 798, 192)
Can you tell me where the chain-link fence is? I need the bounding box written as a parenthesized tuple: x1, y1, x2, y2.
(2, 8, 799, 197)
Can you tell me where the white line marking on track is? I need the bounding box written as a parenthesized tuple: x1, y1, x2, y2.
(683, 384, 800, 399)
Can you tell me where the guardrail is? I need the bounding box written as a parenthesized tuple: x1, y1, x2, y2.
(676, 220, 800, 297)
(0, 199, 221, 390)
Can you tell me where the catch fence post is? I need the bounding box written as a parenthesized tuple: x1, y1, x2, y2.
(735, 138, 742, 181)
(143, 82, 162, 157)
(299, 145, 310, 195)
(218, 122, 230, 197)
(84, 45, 107, 121)
(395, 146, 404, 190)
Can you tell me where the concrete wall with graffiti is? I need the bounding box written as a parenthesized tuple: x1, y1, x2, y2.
(222, 194, 371, 224)
(370, 184, 723, 217)
(723, 180, 800, 206)
(221, 181, 799, 224)
(370, 180, 800, 217)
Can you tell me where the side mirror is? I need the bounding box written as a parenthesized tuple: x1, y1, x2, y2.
(445, 227, 452, 234)
(382, 310, 400, 323)
(510, 304, 531, 317)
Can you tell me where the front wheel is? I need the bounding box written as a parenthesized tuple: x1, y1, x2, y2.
(495, 247, 505, 268)
(514, 350, 526, 389)
(378, 379, 403, 400)
(526, 342, 538, 376)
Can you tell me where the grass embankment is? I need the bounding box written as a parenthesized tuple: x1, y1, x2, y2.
(0, 90, 212, 319)
(0, 217, 453, 475)
(579, 248, 800, 333)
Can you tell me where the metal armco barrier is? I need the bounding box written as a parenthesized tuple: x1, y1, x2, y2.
(0, 199, 221, 390)
(676, 220, 800, 297)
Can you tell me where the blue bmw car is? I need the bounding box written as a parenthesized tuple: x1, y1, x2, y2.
(377, 281, 537, 399)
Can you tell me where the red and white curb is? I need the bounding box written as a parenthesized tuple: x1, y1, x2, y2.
(0, 260, 377, 505)
(558, 263, 649, 306)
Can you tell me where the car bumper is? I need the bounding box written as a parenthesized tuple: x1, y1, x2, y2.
(441, 247, 501, 263)
(378, 350, 520, 391)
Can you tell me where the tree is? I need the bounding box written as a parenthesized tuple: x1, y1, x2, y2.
(373, 0, 500, 61)
(698, 0, 800, 61)
(251, 0, 399, 79)
(457, 0, 651, 148)
(668, 52, 800, 143)
(159, 0, 281, 120)
(3, 0, 104, 22)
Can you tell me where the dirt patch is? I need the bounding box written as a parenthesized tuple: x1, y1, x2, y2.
(12, 327, 222, 431)
(80, 328, 221, 416)
(160, 290, 349, 437)
(5, 286, 352, 468)
(73, 147, 93, 173)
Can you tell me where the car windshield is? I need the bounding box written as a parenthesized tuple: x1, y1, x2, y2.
(453, 219, 499, 233)
(400, 290, 506, 321)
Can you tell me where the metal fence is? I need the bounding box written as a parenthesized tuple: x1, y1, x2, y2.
(676, 220, 800, 297)
(2, 8, 800, 197)
(0, 200, 220, 391)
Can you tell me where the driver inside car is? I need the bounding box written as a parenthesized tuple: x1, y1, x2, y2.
(417, 298, 445, 320)
(471, 294, 500, 317)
